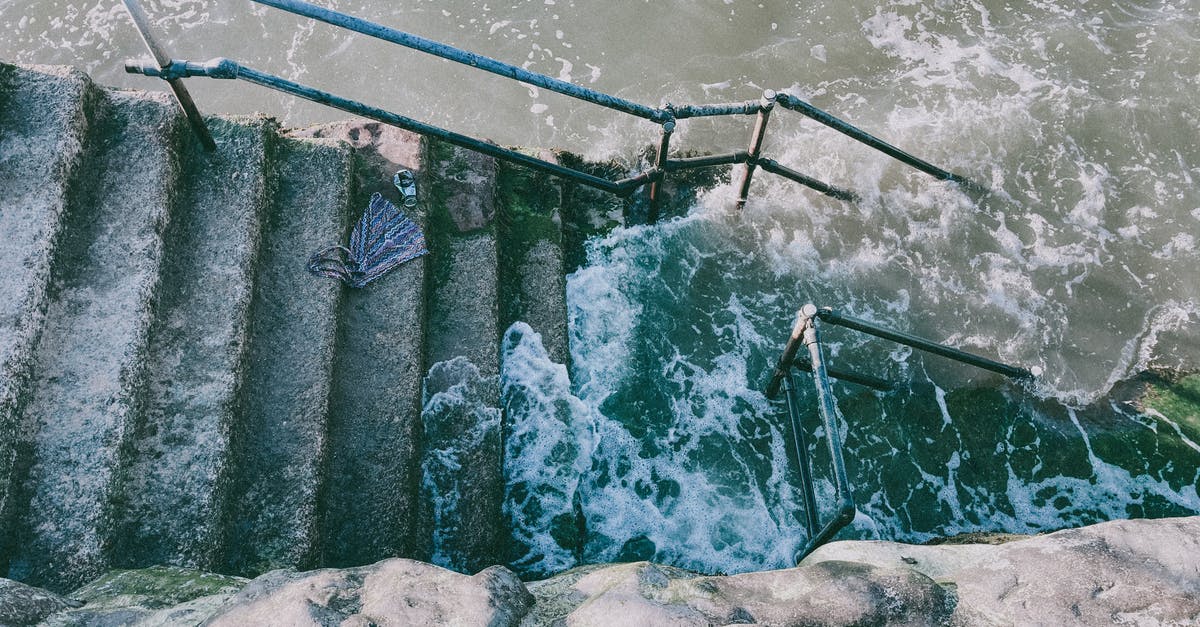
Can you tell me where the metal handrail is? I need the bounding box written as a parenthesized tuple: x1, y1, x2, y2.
(765, 304, 1036, 562)
(120, 0, 215, 151)
(120, 0, 984, 216)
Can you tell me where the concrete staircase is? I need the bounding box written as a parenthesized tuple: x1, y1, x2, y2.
(0, 63, 654, 592)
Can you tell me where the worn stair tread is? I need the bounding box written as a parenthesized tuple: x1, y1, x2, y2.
(223, 134, 352, 576)
(425, 140, 502, 376)
(290, 122, 429, 568)
(497, 153, 569, 365)
(420, 138, 504, 573)
(5, 88, 182, 591)
(0, 63, 92, 544)
(116, 115, 276, 571)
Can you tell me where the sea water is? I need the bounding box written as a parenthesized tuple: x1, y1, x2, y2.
(6, 0, 1197, 576)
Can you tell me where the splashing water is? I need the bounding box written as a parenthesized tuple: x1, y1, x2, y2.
(8, 0, 1199, 577)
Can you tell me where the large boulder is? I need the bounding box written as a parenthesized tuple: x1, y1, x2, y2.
(523, 561, 954, 626)
(40, 566, 247, 627)
(204, 559, 532, 627)
(10, 517, 1198, 625)
(524, 516, 1200, 626)
(810, 516, 1200, 625)
(0, 577, 81, 626)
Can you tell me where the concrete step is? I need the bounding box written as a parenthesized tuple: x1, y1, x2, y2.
(290, 122, 429, 568)
(496, 154, 569, 365)
(3, 87, 184, 592)
(114, 116, 276, 571)
(222, 135, 352, 576)
(420, 139, 504, 573)
(554, 153, 629, 274)
(0, 63, 93, 566)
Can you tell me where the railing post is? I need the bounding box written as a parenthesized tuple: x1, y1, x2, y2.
(647, 120, 675, 223)
(794, 304, 856, 562)
(735, 90, 775, 210)
(782, 372, 819, 538)
(121, 0, 216, 151)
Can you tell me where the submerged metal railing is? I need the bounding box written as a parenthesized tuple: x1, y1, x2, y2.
(765, 305, 1037, 562)
(120, 0, 984, 220)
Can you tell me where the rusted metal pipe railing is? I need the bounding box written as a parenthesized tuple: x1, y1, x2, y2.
(121, 0, 215, 151)
(765, 303, 1036, 561)
(123, 0, 985, 218)
(647, 121, 676, 223)
(735, 90, 776, 210)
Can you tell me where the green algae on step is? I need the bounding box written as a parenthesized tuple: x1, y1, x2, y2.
(497, 153, 569, 365)
(420, 138, 505, 572)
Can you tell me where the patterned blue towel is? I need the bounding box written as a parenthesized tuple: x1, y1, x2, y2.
(308, 191, 428, 288)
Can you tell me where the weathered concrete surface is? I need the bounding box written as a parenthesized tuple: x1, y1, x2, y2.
(4, 88, 183, 592)
(420, 358, 504, 574)
(497, 155, 568, 364)
(290, 121, 429, 568)
(204, 559, 532, 627)
(222, 136, 353, 576)
(0, 577, 81, 626)
(0, 63, 92, 557)
(424, 139, 501, 375)
(419, 139, 506, 572)
(116, 116, 276, 572)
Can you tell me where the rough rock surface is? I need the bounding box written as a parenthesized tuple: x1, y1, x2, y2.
(41, 566, 247, 627)
(810, 516, 1200, 625)
(0, 577, 81, 626)
(524, 516, 1200, 626)
(523, 560, 954, 626)
(6, 516, 1197, 626)
(204, 559, 531, 627)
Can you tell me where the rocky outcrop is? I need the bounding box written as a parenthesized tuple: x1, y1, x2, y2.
(810, 516, 1200, 625)
(0, 578, 81, 626)
(204, 559, 531, 627)
(41, 566, 247, 627)
(4, 516, 1198, 626)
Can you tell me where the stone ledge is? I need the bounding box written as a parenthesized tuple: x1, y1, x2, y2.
(6, 516, 1197, 626)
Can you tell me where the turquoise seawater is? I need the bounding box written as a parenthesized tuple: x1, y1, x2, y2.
(6, 0, 1198, 576)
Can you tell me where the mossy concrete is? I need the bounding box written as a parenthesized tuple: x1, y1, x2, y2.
(497, 154, 569, 365)
(419, 138, 505, 572)
(424, 138, 501, 375)
(43, 566, 247, 627)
